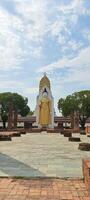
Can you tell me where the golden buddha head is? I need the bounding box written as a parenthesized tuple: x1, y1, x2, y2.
(43, 91, 48, 98)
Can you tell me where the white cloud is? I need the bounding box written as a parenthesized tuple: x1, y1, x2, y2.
(0, 80, 24, 89)
(61, 40, 84, 53)
(0, 0, 89, 72)
(58, 0, 90, 15)
(83, 30, 90, 41)
(30, 46, 43, 58)
(0, 0, 47, 71)
(0, 6, 24, 71)
(38, 46, 90, 73)
(15, 0, 49, 43)
(24, 87, 38, 94)
(50, 20, 66, 37)
(49, 0, 90, 50)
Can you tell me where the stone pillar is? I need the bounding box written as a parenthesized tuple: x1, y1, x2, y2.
(74, 111, 79, 131)
(71, 113, 74, 129)
(71, 111, 79, 132)
(8, 100, 13, 131)
(58, 122, 63, 129)
(24, 122, 32, 129)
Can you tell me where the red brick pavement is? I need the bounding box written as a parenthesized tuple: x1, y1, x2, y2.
(0, 178, 90, 200)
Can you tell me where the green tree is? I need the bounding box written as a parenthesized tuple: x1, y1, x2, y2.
(28, 111, 34, 116)
(58, 90, 90, 130)
(1, 111, 8, 129)
(0, 92, 30, 129)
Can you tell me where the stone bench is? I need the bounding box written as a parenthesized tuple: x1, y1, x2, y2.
(78, 143, 90, 151)
(61, 129, 72, 135)
(87, 134, 90, 137)
(69, 137, 81, 142)
(83, 159, 90, 189)
(19, 130, 26, 134)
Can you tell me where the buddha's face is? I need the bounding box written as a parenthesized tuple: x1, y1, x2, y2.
(43, 92, 48, 98)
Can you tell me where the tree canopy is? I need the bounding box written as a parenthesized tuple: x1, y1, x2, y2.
(0, 92, 30, 128)
(58, 90, 90, 129)
(28, 111, 34, 116)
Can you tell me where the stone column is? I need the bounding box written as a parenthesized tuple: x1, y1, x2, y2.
(24, 122, 32, 129)
(71, 113, 74, 129)
(58, 122, 63, 129)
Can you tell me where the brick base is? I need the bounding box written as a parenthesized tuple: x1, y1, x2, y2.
(0, 135, 12, 141)
(64, 132, 72, 137)
(47, 129, 60, 133)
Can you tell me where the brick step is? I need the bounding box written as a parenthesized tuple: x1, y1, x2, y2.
(12, 132, 21, 137)
(0, 135, 11, 141)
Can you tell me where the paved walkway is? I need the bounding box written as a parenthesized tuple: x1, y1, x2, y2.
(0, 133, 90, 178)
(0, 178, 90, 200)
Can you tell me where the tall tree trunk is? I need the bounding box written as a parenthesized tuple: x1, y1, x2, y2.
(79, 116, 87, 130)
(14, 109, 18, 129)
(8, 100, 13, 131)
(3, 121, 6, 129)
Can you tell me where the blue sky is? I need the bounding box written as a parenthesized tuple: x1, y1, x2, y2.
(0, 0, 90, 114)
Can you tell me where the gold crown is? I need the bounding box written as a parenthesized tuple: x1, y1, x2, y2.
(39, 73, 51, 91)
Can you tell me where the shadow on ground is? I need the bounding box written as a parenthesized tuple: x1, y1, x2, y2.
(0, 153, 44, 177)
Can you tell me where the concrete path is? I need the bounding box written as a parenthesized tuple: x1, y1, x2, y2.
(0, 133, 90, 178)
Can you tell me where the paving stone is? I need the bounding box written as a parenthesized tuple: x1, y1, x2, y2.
(0, 133, 90, 178)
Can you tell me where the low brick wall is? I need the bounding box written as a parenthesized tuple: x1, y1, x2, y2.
(47, 129, 60, 133)
(82, 159, 90, 189)
(86, 126, 90, 134)
(28, 128, 42, 133)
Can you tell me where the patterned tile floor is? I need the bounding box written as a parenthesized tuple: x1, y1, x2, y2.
(0, 178, 90, 200)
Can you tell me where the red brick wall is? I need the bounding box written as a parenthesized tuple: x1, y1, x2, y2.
(86, 126, 90, 134)
(82, 159, 90, 189)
